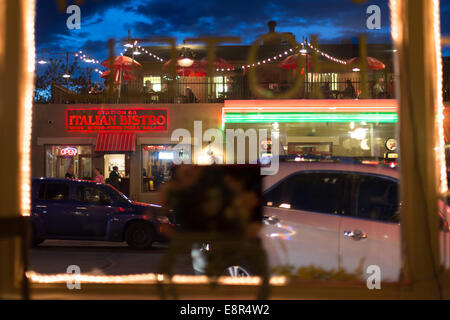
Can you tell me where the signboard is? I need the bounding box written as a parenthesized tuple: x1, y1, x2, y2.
(66, 108, 169, 132)
(60, 147, 78, 156)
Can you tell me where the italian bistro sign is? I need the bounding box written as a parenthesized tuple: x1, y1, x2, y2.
(66, 108, 169, 132)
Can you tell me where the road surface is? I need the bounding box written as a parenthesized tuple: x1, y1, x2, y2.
(29, 240, 195, 275)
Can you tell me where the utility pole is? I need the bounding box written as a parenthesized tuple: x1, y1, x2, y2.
(66, 51, 69, 89)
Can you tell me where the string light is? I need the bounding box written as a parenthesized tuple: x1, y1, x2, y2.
(240, 46, 298, 71)
(238, 41, 347, 73)
(306, 42, 347, 65)
(26, 271, 287, 286)
(74, 50, 100, 65)
(121, 41, 165, 62)
(21, 0, 36, 216)
(432, 0, 448, 194)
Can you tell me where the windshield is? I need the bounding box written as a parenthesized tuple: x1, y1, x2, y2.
(103, 184, 131, 203)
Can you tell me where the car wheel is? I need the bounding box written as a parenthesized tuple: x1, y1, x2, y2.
(125, 221, 155, 249)
(223, 265, 252, 277)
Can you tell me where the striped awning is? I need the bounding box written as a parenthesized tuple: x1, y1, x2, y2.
(95, 133, 136, 152)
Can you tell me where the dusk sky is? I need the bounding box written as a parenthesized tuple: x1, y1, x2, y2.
(36, 0, 450, 77)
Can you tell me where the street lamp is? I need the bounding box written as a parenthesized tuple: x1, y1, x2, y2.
(178, 57, 194, 67)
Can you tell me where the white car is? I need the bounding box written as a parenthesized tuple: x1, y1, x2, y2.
(192, 161, 450, 281)
(260, 162, 401, 282)
(192, 162, 401, 281)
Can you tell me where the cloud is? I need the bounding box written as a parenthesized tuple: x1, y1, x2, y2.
(35, 0, 450, 61)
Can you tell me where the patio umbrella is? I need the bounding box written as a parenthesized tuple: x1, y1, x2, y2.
(347, 56, 385, 70)
(163, 59, 207, 77)
(279, 54, 310, 70)
(100, 69, 136, 82)
(179, 61, 207, 77)
(100, 55, 142, 70)
(100, 56, 142, 100)
(200, 57, 234, 71)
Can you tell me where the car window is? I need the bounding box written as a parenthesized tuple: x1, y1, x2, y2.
(264, 172, 346, 214)
(103, 184, 131, 204)
(38, 182, 69, 201)
(76, 186, 111, 204)
(354, 175, 399, 222)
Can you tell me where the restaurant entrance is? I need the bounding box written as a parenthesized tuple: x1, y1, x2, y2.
(45, 145, 93, 180)
(104, 153, 130, 196)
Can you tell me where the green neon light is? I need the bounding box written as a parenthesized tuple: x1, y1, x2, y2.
(224, 112, 398, 124)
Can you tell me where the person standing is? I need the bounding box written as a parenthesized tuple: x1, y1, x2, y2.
(65, 165, 75, 179)
(184, 87, 198, 103)
(94, 168, 105, 184)
(342, 80, 357, 99)
(321, 82, 331, 99)
(372, 77, 386, 98)
(108, 166, 121, 189)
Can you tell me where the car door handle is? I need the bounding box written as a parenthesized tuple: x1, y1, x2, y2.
(344, 229, 367, 241)
(35, 205, 47, 208)
(263, 215, 280, 225)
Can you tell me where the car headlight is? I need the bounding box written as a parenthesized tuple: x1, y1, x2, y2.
(156, 216, 170, 224)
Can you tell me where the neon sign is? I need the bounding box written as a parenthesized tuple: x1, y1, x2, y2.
(60, 147, 78, 156)
(66, 108, 169, 132)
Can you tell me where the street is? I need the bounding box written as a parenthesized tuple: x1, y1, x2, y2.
(29, 240, 195, 275)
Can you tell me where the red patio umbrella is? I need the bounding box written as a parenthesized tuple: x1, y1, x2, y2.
(163, 58, 207, 77)
(347, 56, 385, 70)
(100, 55, 142, 70)
(100, 69, 136, 82)
(100, 56, 142, 99)
(177, 61, 207, 77)
(279, 54, 312, 70)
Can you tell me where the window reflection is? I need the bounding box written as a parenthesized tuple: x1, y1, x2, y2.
(141, 145, 191, 192)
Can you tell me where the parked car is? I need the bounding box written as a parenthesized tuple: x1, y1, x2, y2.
(31, 178, 173, 249)
(192, 162, 449, 281)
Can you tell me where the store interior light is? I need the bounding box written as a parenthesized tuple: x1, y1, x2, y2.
(62, 74, 71, 78)
(133, 50, 141, 55)
(299, 48, 307, 55)
(37, 59, 47, 64)
(158, 151, 174, 160)
(352, 67, 360, 72)
(124, 43, 133, 48)
(350, 128, 367, 140)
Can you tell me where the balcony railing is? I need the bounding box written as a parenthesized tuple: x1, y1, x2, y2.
(42, 78, 397, 104)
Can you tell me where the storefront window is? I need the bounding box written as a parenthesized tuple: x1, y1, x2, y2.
(224, 121, 398, 162)
(45, 145, 93, 180)
(142, 145, 191, 192)
(213, 76, 228, 98)
(143, 75, 162, 91)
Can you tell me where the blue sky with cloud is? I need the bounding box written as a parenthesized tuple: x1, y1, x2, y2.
(36, 0, 450, 74)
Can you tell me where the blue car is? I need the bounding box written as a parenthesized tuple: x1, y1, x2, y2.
(31, 177, 173, 249)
